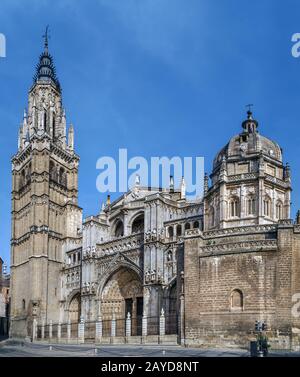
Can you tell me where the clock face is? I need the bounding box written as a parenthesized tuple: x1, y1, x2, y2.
(240, 142, 247, 152)
(269, 149, 274, 156)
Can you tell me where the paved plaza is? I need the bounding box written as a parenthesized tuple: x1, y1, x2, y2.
(0, 340, 300, 357)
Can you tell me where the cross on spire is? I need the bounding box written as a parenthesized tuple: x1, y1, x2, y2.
(43, 25, 50, 50)
(246, 104, 254, 119)
(246, 103, 253, 112)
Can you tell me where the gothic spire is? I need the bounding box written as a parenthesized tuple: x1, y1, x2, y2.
(33, 26, 61, 91)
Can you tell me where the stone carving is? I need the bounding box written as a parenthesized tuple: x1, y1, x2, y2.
(200, 239, 277, 255)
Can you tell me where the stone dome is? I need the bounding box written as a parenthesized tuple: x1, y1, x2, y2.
(213, 111, 282, 170)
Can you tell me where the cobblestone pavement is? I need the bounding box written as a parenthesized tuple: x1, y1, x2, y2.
(0, 341, 299, 357)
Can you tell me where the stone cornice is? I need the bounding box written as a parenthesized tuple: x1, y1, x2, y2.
(199, 239, 278, 256)
(202, 224, 277, 239)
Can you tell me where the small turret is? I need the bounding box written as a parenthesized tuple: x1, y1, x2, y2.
(169, 175, 174, 193)
(204, 173, 209, 195)
(180, 177, 186, 200)
(296, 210, 300, 225)
(68, 124, 74, 151)
(219, 155, 227, 181)
(284, 162, 291, 183)
(18, 125, 23, 150)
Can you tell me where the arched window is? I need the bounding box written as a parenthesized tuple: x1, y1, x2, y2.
(167, 250, 173, 261)
(59, 167, 67, 186)
(131, 214, 144, 234)
(115, 220, 124, 237)
(230, 289, 243, 310)
(263, 196, 272, 217)
(247, 197, 256, 216)
(22, 299, 26, 311)
(209, 206, 215, 228)
(59, 167, 64, 184)
(168, 226, 174, 238)
(52, 116, 56, 139)
(276, 200, 283, 220)
(26, 163, 31, 184)
(229, 197, 240, 218)
(44, 111, 47, 131)
(176, 224, 182, 236)
(20, 169, 25, 189)
(49, 161, 55, 181)
(193, 221, 199, 229)
(184, 223, 191, 231)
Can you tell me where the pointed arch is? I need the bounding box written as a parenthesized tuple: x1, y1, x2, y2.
(263, 195, 272, 217)
(246, 195, 256, 216)
(229, 196, 240, 218)
(208, 206, 215, 228)
(114, 219, 124, 237)
(131, 213, 144, 234)
(230, 289, 243, 310)
(67, 291, 81, 322)
(276, 200, 283, 220)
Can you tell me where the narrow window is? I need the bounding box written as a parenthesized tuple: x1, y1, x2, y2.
(231, 290, 243, 310)
(193, 221, 199, 228)
(276, 201, 283, 220)
(247, 197, 255, 215)
(44, 112, 47, 131)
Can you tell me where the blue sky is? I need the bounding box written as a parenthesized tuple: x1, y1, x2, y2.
(1, 0, 300, 267)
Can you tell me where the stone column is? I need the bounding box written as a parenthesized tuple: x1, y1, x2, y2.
(159, 309, 165, 337)
(49, 320, 53, 340)
(111, 313, 116, 338)
(96, 315, 103, 343)
(142, 312, 148, 337)
(32, 318, 37, 341)
(126, 312, 131, 338)
(67, 319, 71, 340)
(180, 294, 185, 346)
(57, 322, 61, 341)
(78, 316, 85, 343)
(41, 319, 45, 340)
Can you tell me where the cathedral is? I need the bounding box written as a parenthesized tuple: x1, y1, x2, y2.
(10, 37, 300, 349)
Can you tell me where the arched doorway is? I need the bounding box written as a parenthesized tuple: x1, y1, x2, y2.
(68, 293, 81, 322)
(166, 283, 178, 335)
(100, 267, 143, 335)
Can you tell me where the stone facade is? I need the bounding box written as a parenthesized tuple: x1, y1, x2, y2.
(9, 39, 300, 349)
(184, 113, 300, 350)
(0, 258, 10, 319)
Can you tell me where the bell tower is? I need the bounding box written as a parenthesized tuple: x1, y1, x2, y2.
(10, 31, 82, 337)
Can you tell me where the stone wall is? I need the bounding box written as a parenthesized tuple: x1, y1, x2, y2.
(184, 225, 300, 350)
